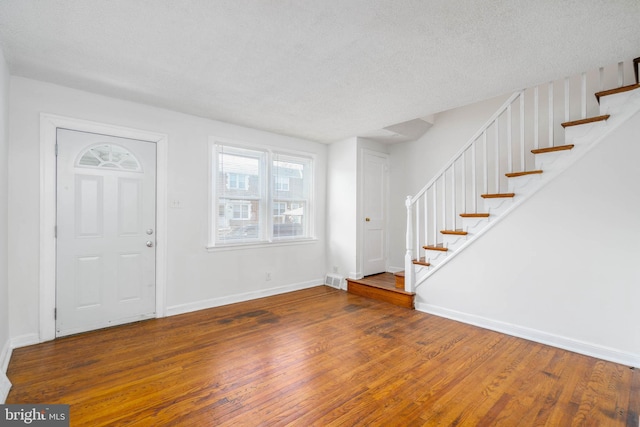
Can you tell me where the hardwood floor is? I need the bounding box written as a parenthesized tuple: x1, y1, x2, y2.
(6, 286, 639, 426)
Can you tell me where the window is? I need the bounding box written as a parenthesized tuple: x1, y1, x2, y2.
(275, 176, 289, 191)
(227, 173, 249, 190)
(211, 142, 313, 246)
(77, 144, 142, 172)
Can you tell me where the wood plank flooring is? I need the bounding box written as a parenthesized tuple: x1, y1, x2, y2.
(6, 286, 639, 426)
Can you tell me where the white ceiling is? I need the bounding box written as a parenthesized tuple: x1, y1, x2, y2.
(1, 0, 639, 143)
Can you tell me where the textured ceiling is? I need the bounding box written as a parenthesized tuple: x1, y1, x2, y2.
(1, 0, 639, 143)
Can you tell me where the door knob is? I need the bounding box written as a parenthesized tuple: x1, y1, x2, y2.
(146, 241, 154, 248)
(365, 217, 371, 222)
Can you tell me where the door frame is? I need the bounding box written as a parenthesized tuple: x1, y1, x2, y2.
(39, 113, 168, 342)
(358, 148, 389, 277)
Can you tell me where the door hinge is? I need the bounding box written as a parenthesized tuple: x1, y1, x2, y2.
(54, 308, 57, 320)
(55, 143, 58, 156)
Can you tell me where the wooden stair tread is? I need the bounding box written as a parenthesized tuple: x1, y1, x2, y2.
(423, 244, 448, 252)
(441, 229, 468, 235)
(531, 144, 574, 154)
(595, 83, 640, 102)
(460, 213, 490, 218)
(505, 170, 543, 178)
(481, 193, 515, 199)
(561, 114, 610, 128)
(412, 258, 431, 266)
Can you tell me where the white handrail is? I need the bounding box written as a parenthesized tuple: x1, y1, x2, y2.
(409, 91, 522, 204)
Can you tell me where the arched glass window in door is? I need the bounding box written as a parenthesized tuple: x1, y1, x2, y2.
(76, 144, 142, 172)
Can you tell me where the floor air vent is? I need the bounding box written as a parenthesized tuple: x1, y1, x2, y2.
(324, 274, 343, 289)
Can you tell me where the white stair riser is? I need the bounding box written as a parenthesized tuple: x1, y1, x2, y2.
(564, 120, 608, 143)
(599, 89, 639, 116)
(460, 217, 491, 235)
(483, 197, 515, 216)
(507, 174, 543, 193)
(441, 233, 468, 251)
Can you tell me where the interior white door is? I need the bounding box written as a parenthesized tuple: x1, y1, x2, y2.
(56, 128, 157, 337)
(362, 150, 388, 276)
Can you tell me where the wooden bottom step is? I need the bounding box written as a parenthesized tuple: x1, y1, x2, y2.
(347, 273, 415, 309)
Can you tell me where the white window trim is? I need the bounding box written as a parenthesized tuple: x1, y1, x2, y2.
(207, 137, 315, 249)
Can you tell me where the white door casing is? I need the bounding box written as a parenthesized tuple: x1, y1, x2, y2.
(362, 150, 388, 276)
(39, 114, 168, 343)
(56, 129, 157, 336)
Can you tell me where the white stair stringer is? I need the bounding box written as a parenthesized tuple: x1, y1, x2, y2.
(413, 87, 640, 289)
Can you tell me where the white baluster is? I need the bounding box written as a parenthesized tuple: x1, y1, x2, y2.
(415, 199, 420, 264)
(432, 182, 437, 246)
(549, 82, 554, 146)
(495, 115, 500, 192)
(451, 162, 456, 231)
(483, 130, 488, 194)
(581, 72, 587, 119)
(441, 174, 446, 236)
(599, 67, 604, 92)
(423, 194, 428, 258)
(618, 62, 624, 87)
(461, 151, 466, 215)
(520, 92, 525, 171)
(507, 104, 512, 173)
(534, 86, 539, 150)
(564, 77, 570, 123)
(472, 139, 477, 212)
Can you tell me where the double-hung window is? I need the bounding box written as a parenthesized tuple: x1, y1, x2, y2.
(211, 141, 313, 246)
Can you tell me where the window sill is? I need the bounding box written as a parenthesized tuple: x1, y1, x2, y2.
(206, 237, 318, 252)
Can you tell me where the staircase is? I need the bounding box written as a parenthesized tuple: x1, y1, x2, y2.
(397, 56, 640, 293)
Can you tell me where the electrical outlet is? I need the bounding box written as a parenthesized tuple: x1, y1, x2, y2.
(332, 266, 338, 273)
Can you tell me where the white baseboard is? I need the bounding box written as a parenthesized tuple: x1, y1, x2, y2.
(0, 372, 10, 404)
(386, 265, 403, 274)
(1, 339, 12, 403)
(1, 339, 11, 373)
(166, 279, 323, 317)
(10, 333, 40, 350)
(417, 302, 640, 368)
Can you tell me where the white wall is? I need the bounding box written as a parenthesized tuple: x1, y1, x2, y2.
(415, 110, 640, 366)
(326, 137, 390, 282)
(0, 44, 12, 402)
(326, 137, 358, 282)
(388, 94, 509, 269)
(8, 77, 327, 342)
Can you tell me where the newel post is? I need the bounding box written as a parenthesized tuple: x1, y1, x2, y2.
(404, 196, 415, 292)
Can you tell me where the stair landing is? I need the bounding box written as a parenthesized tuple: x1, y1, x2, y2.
(347, 273, 415, 309)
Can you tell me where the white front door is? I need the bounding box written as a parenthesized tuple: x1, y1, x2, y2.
(56, 128, 157, 336)
(362, 150, 388, 276)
